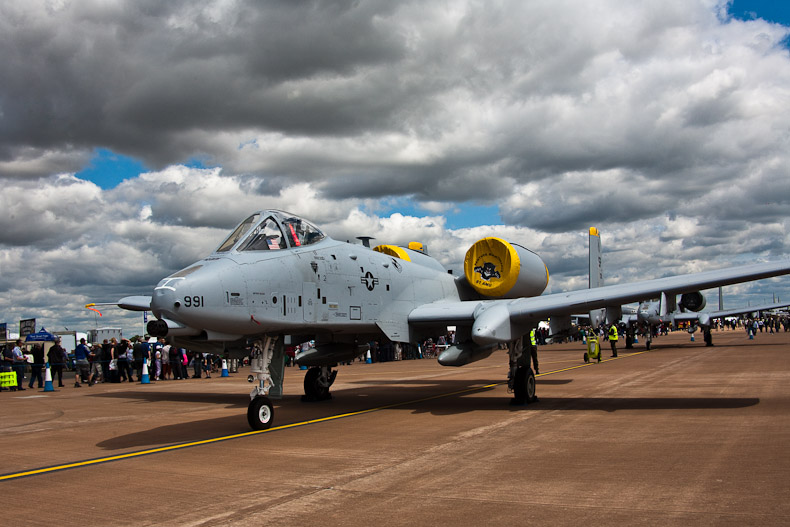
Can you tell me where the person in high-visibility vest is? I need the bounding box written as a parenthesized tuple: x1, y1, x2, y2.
(529, 328, 539, 374)
(608, 324, 618, 357)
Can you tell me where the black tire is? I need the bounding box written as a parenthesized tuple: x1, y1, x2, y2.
(247, 396, 274, 430)
(583, 352, 589, 363)
(645, 340, 651, 351)
(512, 366, 536, 404)
(304, 367, 330, 400)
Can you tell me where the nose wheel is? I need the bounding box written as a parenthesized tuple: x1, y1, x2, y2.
(247, 396, 274, 430)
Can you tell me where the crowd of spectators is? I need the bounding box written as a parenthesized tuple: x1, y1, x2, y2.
(2, 316, 788, 391)
(1, 335, 225, 391)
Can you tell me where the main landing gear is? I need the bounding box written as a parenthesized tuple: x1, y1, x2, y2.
(510, 366, 536, 405)
(507, 337, 537, 405)
(302, 366, 337, 401)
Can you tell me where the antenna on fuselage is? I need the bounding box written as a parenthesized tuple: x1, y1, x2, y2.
(357, 236, 375, 248)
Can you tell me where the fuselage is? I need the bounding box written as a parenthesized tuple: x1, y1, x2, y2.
(149, 210, 459, 346)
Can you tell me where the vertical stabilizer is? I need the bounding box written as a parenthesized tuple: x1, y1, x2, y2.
(588, 227, 606, 327)
(589, 227, 603, 288)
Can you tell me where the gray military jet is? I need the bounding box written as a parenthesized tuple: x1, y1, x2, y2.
(95, 210, 790, 430)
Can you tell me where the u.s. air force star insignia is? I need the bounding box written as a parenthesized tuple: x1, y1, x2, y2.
(361, 271, 379, 291)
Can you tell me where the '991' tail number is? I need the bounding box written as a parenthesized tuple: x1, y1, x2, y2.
(184, 296, 204, 308)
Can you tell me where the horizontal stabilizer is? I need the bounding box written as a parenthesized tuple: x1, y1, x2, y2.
(673, 301, 790, 324)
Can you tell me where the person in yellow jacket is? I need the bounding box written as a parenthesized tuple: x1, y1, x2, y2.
(608, 324, 618, 357)
(529, 328, 539, 374)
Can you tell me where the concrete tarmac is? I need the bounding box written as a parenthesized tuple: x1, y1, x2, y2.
(1, 328, 789, 526)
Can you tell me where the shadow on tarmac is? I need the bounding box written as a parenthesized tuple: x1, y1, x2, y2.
(527, 396, 760, 412)
(349, 378, 572, 386)
(408, 395, 760, 416)
(95, 414, 249, 450)
(92, 387, 759, 452)
(90, 390, 253, 407)
(624, 340, 787, 351)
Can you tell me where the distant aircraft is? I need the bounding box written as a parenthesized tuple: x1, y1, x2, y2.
(586, 227, 790, 348)
(91, 210, 790, 430)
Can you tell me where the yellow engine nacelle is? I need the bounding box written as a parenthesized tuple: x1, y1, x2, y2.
(464, 237, 549, 298)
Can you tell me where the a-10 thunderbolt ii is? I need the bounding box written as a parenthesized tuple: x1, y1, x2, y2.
(95, 210, 790, 430)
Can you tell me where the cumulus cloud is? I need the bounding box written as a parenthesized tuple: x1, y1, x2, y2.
(0, 0, 789, 332)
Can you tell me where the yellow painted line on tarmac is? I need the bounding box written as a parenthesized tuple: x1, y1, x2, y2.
(0, 350, 647, 482)
(536, 350, 648, 377)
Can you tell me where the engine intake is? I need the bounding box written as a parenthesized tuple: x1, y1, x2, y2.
(679, 292, 706, 312)
(464, 237, 549, 298)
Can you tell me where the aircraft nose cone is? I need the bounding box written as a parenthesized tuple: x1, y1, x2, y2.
(151, 282, 178, 319)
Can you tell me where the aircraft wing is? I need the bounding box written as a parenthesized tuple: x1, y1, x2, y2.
(86, 296, 152, 312)
(672, 301, 790, 322)
(409, 260, 790, 344)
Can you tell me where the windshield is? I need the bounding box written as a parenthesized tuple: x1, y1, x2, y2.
(216, 214, 260, 252)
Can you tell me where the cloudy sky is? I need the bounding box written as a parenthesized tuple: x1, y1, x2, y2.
(1, 0, 789, 336)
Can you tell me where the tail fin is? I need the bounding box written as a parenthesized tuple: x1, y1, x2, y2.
(589, 227, 603, 288)
(588, 227, 606, 327)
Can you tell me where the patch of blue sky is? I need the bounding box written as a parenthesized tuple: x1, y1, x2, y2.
(728, 0, 790, 47)
(736, 0, 790, 47)
(728, 0, 790, 26)
(183, 155, 209, 169)
(373, 198, 502, 230)
(443, 204, 502, 229)
(75, 148, 147, 189)
(76, 149, 211, 189)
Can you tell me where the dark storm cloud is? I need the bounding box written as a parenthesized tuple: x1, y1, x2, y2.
(1, 1, 790, 331)
(0, 0, 410, 172)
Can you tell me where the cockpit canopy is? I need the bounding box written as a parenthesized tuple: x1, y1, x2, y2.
(215, 210, 326, 253)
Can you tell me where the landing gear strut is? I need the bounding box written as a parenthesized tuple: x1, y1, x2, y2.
(302, 366, 337, 401)
(703, 328, 713, 346)
(247, 336, 280, 430)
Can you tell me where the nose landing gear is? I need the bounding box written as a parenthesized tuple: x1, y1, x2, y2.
(248, 396, 274, 430)
(247, 336, 284, 430)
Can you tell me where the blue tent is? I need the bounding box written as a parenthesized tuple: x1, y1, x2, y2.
(25, 328, 56, 342)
